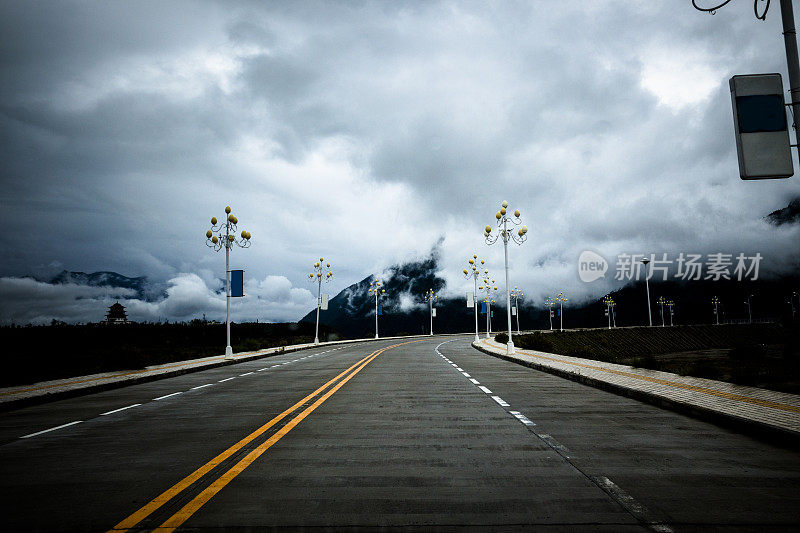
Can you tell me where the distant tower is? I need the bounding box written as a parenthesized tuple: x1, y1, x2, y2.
(106, 302, 128, 324)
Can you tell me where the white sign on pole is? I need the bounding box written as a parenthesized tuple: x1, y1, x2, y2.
(729, 73, 793, 179)
(512, 306, 517, 316)
(466, 292, 474, 308)
(320, 293, 329, 310)
(432, 308, 437, 317)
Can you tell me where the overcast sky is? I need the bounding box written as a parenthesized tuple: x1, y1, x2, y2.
(1, 0, 799, 324)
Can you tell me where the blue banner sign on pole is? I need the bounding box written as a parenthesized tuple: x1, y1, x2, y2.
(557, 308, 561, 317)
(481, 302, 487, 314)
(377, 305, 383, 316)
(230, 270, 244, 297)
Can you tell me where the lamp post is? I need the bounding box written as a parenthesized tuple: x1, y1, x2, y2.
(712, 296, 721, 325)
(641, 257, 653, 327)
(667, 300, 675, 327)
(603, 295, 615, 329)
(424, 288, 437, 335)
(511, 286, 524, 334)
(657, 296, 666, 327)
(205, 206, 252, 359)
(745, 294, 754, 324)
(555, 292, 568, 332)
(463, 255, 483, 342)
(307, 257, 333, 344)
(368, 280, 385, 339)
(484, 200, 528, 355)
(544, 296, 555, 330)
(477, 273, 498, 339)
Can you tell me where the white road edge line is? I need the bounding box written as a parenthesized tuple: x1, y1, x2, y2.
(491, 395, 510, 407)
(100, 404, 141, 416)
(20, 421, 82, 439)
(153, 392, 182, 401)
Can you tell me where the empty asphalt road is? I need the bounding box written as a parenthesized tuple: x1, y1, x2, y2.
(1, 335, 798, 531)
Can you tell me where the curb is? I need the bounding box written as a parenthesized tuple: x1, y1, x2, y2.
(0, 332, 470, 412)
(472, 340, 800, 447)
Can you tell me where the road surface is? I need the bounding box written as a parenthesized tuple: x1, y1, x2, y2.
(0, 336, 798, 531)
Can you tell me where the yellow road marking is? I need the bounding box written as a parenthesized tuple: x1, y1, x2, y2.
(154, 346, 393, 532)
(110, 339, 422, 532)
(484, 340, 800, 413)
(108, 350, 375, 532)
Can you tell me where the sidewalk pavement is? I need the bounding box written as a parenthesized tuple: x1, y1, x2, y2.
(1, 333, 459, 412)
(474, 337, 800, 443)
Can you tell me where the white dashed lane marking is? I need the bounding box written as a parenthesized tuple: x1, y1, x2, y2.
(478, 386, 493, 394)
(218, 377, 236, 383)
(153, 392, 182, 401)
(20, 421, 82, 439)
(100, 404, 142, 416)
(191, 384, 213, 390)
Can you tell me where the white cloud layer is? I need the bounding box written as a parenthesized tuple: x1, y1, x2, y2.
(0, 274, 315, 325)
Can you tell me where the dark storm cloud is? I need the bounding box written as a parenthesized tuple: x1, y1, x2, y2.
(0, 0, 798, 323)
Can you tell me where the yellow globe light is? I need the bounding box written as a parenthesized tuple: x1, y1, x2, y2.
(495, 212, 502, 220)
(485, 225, 492, 233)
(518, 229, 524, 237)
(228, 214, 235, 222)
(514, 209, 520, 217)
(473, 254, 477, 259)
(521, 225, 528, 234)
(314, 262, 320, 267)
(463, 269, 468, 274)
(241, 230, 247, 238)
(212, 236, 218, 244)
(377, 282, 381, 286)
(228, 235, 235, 241)
(225, 206, 231, 214)
(502, 200, 508, 208)
(317, 272, 322, 277)
(326, 272, 331, 277)
(206, 230, 213, 238)
(479, 286, 483, 289)
(320, 257, 324, 261)
(381, 289, 385, 293)
(326, 262, 330, 267)
(494, 287, 498, 290)
(500, 207, 507, 216)
(469, 259, 474, 264)
(211, 217, 217, 225)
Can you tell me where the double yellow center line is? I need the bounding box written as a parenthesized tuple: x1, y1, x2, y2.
(110, 340, 420, 532)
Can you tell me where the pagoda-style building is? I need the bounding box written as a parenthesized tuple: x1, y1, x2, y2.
(106, 302, 128, 324)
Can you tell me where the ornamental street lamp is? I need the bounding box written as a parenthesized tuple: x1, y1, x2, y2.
(745, 294, 754, 324)
(555, 292, 568, 332)
(205, 205, 252, 359)
(712, 296, 721, 325)
(485, 200, 528, 355)
(544, 296, 555, 330)
(603, 295, 615, 330)
(367, 280, 386, 339)
(477, 272, 498, 339)
(511, 286, 524, 334)
(463, 254, 484, 342)
(307, 257, 333, 344)
(423, 288, 437, 335)
(657, 296, 667, 327)
(642, 257, 653, 327)
(667, 300, 675, 327)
